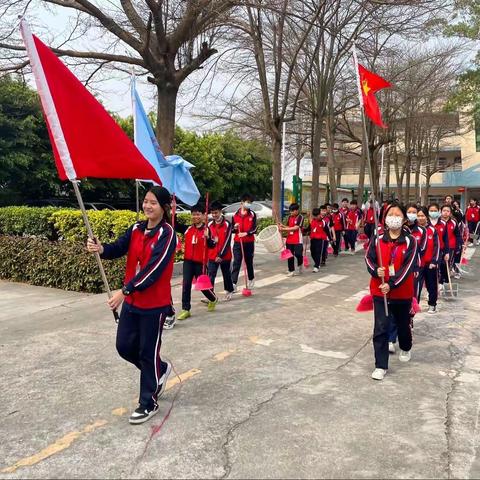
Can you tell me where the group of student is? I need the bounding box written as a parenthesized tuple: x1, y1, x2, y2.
(365, 195, 479, 381)
(86, 185, 479, 423)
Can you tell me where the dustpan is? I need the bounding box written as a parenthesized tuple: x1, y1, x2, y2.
(194, 274, 213, 291)
(356, 294, 373, 312)
(280, 248, 293, 260)
(303, 256, 310, 267)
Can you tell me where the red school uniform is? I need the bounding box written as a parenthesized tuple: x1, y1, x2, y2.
(309, 217, 329, 240)
(208, 218, 233, 261)
(365, 207, 376, 224)
(433, 219, 449, 253)
(346, 210, 360, 231)
(466, 206, 480, 223)
(331, 211, 346, 232)
(183, 224, 208, 263)
(422, 225, 440, 266)
(286, 214, 304, 244)
(233, 209, 257, 243)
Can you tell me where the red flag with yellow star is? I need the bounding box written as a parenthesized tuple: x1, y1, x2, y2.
(358, 64, 391, 128)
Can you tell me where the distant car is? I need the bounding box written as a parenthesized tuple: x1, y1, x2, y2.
(83, 202, 116, 211)
(175, 204, 191, 215)
(25, 199, 74, 208)
(222, 202, 273, 221)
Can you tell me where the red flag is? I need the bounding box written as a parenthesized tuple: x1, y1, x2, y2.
(20, 21, 161, 183)
(358, 64, 391, 129)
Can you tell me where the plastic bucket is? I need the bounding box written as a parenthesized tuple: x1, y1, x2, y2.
(257, 225, 284, 253)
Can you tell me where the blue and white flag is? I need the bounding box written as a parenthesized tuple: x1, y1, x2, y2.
(131, 77, 200, 206)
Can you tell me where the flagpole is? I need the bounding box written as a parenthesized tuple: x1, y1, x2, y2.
(72, 180, 119, 322)
(135, 180, 140, 221)
(352, 45, 389, 316)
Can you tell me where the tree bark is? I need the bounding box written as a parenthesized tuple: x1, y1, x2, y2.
(325, 113, 338, 202)
(357, 148, 366, 202)
(311, 116, 323, 208)
(271, 132, 282, 218)
(156, 85, 179, 155)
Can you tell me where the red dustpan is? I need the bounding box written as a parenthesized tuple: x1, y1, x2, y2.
(461, 257, 469, 265)
(303, 256, 310, 267)
(358, 233, 368, 241)
(327, 246, 333, 254)
(194, 274, 212, 291)
(356, 294, 373, 312)
(411, 297, 421, 314)
(280, 248, 293, 260)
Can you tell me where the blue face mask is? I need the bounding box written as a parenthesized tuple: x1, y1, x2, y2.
(429, 211, 440, 220)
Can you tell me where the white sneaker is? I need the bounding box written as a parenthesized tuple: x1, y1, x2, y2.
(371, 368, 387, 381)
(232, 284, 238, 293)
(438, 284, 445, 293)
(399, 349, 411, 362)
(312, 267, 319, 273)
(388, 342, 396, 354)
(454, 273, 461, 280)
(427, 305, 437, 314)
(298, 265, 304, 274)
(163, 315, 176, 330)
(286, 271, 296, 277)
(224, 292, 233, 301)
(247, 279, 255, 289)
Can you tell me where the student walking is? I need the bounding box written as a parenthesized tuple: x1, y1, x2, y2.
(365, 202, 418, 381)
(207, 201, 234, 301)
(308, 207, 329, 272)
(175, 203, 218, 320)
(331, 203, 345, 256)
(280, 203, 304, 276)
(86, 186, 176, 424)
(231, 194, 257, 290)
(345, 200, 361, 253)
(466, 198, 480, 245)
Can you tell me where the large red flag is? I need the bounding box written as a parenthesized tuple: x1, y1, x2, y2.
(20, 21, 161, 183)
(358, 64, 391, 129)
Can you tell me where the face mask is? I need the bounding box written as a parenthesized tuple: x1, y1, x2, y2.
(385, 215, 404, 230)
(429, 211, 440, 220)
(332, 209, 338, 213)
(407, 213, 417, 222)
(243, 202, 251, 209)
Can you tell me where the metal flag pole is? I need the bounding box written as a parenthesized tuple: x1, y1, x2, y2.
(72, 180, 119, 322)
(135, 180, 141, 221)
(352, 45, 389, 316)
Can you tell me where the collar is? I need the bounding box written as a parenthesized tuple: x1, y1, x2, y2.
(139, 219, 165, 237)
(382, 229, 407, 244)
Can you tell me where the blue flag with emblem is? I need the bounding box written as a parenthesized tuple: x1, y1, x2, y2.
(131, 77, 200, 206)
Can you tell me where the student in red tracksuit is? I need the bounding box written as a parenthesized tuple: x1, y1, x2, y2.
(175, 203, 217, 320)
(86, 186, 176, 424)
(466, 198, 480, 245)
(340, 198, 350, 216)
(417, 207, 440, 314)
(345, 200, 361, 253)
(363, 200, 377, 240)
(231, 194, 257, 290)
(441, 204, 462, 282)
(331, 203, 346, 256)
(406, 203, 428, 284)
(428, 203, 449, 290)
(207, 201, 234, 301)
(280, 203, 304, 276)
(365, 202, 417, 381)
(308, 206, 330, 272)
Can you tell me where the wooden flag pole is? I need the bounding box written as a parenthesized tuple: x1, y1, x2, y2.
(352, 45, 389, 316)
(72, 180, 119, 323)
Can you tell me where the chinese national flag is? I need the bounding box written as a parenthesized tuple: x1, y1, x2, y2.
(358, 64, 391, 129)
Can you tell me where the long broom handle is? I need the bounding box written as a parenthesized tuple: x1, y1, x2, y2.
(445, 258, 455, 297)
(72, 181, 119, 323)
(202, 193, 210, 275)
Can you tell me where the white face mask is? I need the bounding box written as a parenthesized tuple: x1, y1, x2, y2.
(385, 215, 404, 230)
(407, 213, 417, 222)
(429, 211, 440, 220)
(243, 202, 251, 209)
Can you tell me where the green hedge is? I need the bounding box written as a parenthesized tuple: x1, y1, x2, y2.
(0, 206, 61, 240)
(0, 235, 125, 293)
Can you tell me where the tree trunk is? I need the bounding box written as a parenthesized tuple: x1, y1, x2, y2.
(311, 116, 323, 208)
(405, 156, 411, 203)
(385, 146, 390, 198)
(325, 114, 338, 203)
(357, 148, 366, 202)
(156, 85, 179, 155)
(271, 134, 282, 219)
(414, 159, 421, 203)
(336, 166, 342, 192)
(423, 170, 432, 205)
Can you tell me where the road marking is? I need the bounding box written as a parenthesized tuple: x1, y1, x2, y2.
(254, 273, 288, 288)
(276, 281, 329, 300)
(300, 344, 349, 359)
(165, 368, 201, 390)
(345, 289, 370, 302)
(213, 269, 261, 285)
(213, 350, 235, 361)
(111, 407, 128, 416)
(318, 274, 348, 284)
(249, 336, 274, 346)
(1, 420, 108, 474)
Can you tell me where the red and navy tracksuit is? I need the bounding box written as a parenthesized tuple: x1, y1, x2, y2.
(407, 222, 427, 298)
(440, 218, 461, 283)
(207, 217, 234, 293)
(363, 207, 377, 239)
(231, 208, 257, 284)
(345, 209, 362, 251)
(176, 222, 217, 310)
(331, 211, 346, 256)
(365, 230, 417, 369)
(417, 224, 440, 307)
(432, 219, 449, 285)
(285, 213, 304, 271)
(309, 217, 330, 268)
(101, 219, 176, 411)
(466, 205, 480, 242)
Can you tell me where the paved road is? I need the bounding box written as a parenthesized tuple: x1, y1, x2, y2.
(1, 244, 480, 479)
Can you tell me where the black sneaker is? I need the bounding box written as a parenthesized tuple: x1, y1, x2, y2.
(163, 315, 176, 330)
(129, 405, 160, 425)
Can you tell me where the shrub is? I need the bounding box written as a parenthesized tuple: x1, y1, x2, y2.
(0, 235, 125, 293)
(0, 206, 60, 240)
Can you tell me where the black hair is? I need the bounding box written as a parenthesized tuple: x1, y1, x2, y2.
(210, 200, 224, 212)
(341, 198, 349, 202)
(147, 186, 172, 224)
(428, 202, 440, 211)
(289, 203, 300, 211)
(319, 204, 327, 210)
(325, 202, 331, 207)
(332, 203, 339, 209)
(441, 204, 452, 213)
(350, 199, 358, 205)
(418, 206, 429, 220)
(406, 203, 419, 212)
(445, 195, 453, 200)
(312, 208, 320, 216)
(191, 202, 205, 213)
(241, 193, 253, 202)
(384, 201, 407, 219)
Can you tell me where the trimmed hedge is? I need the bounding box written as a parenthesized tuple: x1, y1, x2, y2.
(0, 206, 60, 240)
(0, 235, 125, 293)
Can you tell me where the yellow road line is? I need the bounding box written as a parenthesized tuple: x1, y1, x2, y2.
(213, 350, 235, 361)
(165, 368, 201, 390)
(1, 420, 108, 474)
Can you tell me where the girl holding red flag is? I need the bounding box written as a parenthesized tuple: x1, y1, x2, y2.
(365, 202, 417, 381)
(86, 186, 176, 425)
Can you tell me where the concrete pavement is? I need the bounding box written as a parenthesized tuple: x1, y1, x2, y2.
(1, 244, 480, 478)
